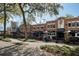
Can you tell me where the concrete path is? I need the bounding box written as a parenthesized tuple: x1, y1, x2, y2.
(0, 41, 14, 48)
(9, 39, 73, 48)
(0, 40, 53, 56)
(0, 39, 76, 56)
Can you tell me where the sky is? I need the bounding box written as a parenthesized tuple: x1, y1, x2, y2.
(0, 3, 79, 30)
(34, 3, 79, 24)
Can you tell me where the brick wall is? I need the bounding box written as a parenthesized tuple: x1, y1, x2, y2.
(64, 17, 79, 31)
(31, 24, 46, 32)
(19, 17, 79, 34)
(46, 20, 57, 32)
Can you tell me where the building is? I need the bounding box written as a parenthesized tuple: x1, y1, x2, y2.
(64, 17, 79, 31)
(57, 17, 79, 39)
(31, 24, 46, 32)
(6, 28, 12, 36)
(46, 20, 57, 32)
(18, 17, 79, 39)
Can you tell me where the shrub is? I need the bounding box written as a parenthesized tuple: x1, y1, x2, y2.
(14, 42, 23, 45)
(40, 45, 62, 55)
(60, 46, 73, 56)
(40, 45, 46, 50)
(26, 39, 37, 42)
(2, 38, 11, 42)
(0, 36, 3, 40)
(40, 45, 74, 56)
(71, 47, 79, 56)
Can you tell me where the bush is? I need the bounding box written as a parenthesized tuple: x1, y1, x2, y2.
(2, 38, 11, 42)
(71, 47, 79, 56)
(26, 39, 37, 42)
(14, 42, 23, 45)
(40, 45, 62, 55)
(40, 45, 47, 50)
(0, 36, 3, 40)
(40, 45, 74, 56)
(60, 46, 73, 56)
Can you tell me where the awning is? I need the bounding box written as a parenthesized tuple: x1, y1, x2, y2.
(57, 28, 65, 32)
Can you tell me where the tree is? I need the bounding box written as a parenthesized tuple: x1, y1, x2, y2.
(65, 14, 74, 19)
(18, 3, 63, 39)
(0, 3, 21, 38)
(3, 3, 7, 38)
(19, 3, 28, 39)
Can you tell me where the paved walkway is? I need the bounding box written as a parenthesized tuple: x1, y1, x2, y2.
(0, 41, 14, 48)
(0, 40, 53, 56)
(0, 39, 76, 56)
(10, 39, 73, 48)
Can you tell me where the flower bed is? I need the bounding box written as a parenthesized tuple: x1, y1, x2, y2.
(40, 45, 79, 56)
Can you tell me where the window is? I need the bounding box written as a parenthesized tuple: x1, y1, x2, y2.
(47, 25, 52, 28)
(50, 25, 52, 28)
(41, 27, 44, 29)
(33, 27, 35, 29)
(68, 23, 71, 27)
(37, 27, 39, 29)
(76, 22, 79, 26)
(77, 33, 79, 36)
(72, 22, 75, 26)
(75, 32, 79, 37)
(47, 25, 50, 28)
(51, 32, 55, 35)
(53, 25, 55, 28)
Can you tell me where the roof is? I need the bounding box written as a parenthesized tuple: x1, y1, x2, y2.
(46, 20, 56, 23)
(32, 23, 45, 26)
(56, 17, 79, 20)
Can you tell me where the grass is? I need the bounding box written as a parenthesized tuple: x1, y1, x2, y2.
(2, 38, 11, 42)
(0, 36, 11, 42)
(14, 42, 23, 45)
(26, 39, 37, 42)
(0, 36, 3, 40)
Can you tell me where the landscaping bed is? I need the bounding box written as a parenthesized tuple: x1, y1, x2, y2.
(40, 45, 79, 56)
(25, 39, 37, 42)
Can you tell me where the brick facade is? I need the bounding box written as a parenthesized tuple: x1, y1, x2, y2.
(46, 20, 57, 32)
(19, 17, 79, 34)
(31, 24, 46, 32)
(64, 17, 79, 31)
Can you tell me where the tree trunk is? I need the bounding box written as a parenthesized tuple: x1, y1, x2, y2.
(3, 3, 6, 38)
(19, 3, 27, 40)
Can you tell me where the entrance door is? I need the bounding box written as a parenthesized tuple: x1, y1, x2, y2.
(57, 32, 64, 40)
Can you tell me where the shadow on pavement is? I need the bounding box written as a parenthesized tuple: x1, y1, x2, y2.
(0, 44, 22, 56)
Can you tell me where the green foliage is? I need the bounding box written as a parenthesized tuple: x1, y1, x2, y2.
(40, 45, 75, 56)
(65, 14, 74, 19)
(71, 47, 79, 56)
(20, 3, 63, 24)
(14, 42, 23, 45)
(60, 46, 73, 55)
(2, 38, 11, 42)
(24, 39, 37, 42)
(0, 36, 3, 40)
(40, 45, 61, 55)
(0, 4, 21, 23)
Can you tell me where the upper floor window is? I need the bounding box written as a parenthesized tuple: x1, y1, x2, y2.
(47, 25, 55, 28)
(68, 22, 79, 27)
(68, 23, 71, 27)
(76, 22, 79, 26)
(72, 22, 75, 26)
(41, 27, 44, 29)
(33, 27, 36, 29)
(37, 27, 39, 29)
(47, 25, 52, 28)
(53, 25, 55, 28)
